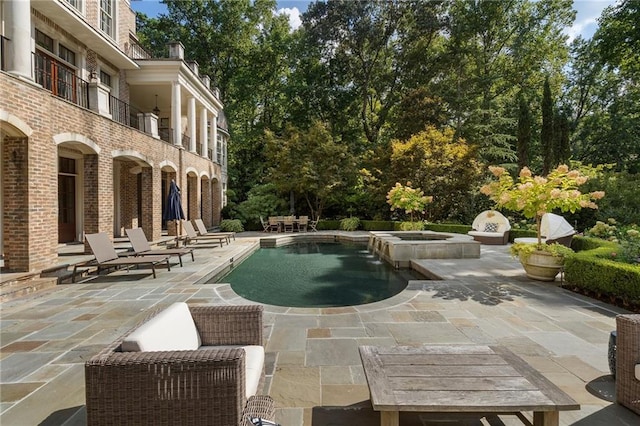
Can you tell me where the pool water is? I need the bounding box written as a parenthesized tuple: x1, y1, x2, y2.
(214, 242, 424, 308)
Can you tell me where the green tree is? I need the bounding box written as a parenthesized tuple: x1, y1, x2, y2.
(516, 92, 532, 170)
(264, 121, 356, 220)
(541, 76, 554, 174)
(389, 126, 482, 221)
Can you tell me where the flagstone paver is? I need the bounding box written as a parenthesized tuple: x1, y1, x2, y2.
(0, 231, 638, 425)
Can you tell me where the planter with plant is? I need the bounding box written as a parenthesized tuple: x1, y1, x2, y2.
(480, 164, 604, 281)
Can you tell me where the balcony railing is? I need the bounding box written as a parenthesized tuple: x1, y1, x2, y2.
(109, 95, 141, 129)
(0, 35, 8, 71)
(126, 37, 152, 60)
(159, 128, 172, 144)
(34, 52, 89, 109)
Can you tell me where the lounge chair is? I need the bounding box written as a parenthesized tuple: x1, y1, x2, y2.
(125, 228, 194, 267)
(182, 221, 228, 247)
(193, 218, 235, 242)
(513, 213, 576, 247)
(616, 314, 640, 415)
(467, 210, 511, 245)
(83, 232, 171, 279)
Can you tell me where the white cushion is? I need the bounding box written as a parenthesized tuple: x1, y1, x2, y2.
(121, 302, 201, 352)
(201, 345, 265, 398)
(468, 231, 502, 237)
(635, 364, 640, 380)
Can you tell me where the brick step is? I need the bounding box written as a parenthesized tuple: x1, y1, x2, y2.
(0, 276, 58, 303)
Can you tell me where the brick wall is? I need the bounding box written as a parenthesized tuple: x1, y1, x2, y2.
(1, 73, 222, 271)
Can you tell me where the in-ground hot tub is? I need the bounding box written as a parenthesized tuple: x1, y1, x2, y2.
(368, 231, 480, 268)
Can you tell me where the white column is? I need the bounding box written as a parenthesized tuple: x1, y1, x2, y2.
(172, 81, 182, 146)
(188, 97, 196, 152)
(211, 114, 218, 163)
(6, 0, 32, 79)
(199, 107, 208, 158)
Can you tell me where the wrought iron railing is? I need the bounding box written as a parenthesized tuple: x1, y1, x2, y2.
(109, 95, 141, 129)
(159, 128, 172, 144)
(0, 35, 8, 71)
(182, 133, 190, 147)
(33, 51, 89, 108)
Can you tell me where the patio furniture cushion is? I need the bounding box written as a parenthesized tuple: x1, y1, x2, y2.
(203, 345, 265, 398)
(484, 222, 499, 232)
(636, 364, 640, 380)
(121, 302, 201, 352)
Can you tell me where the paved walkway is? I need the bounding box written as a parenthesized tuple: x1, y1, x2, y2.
(0, 232, 638, 425)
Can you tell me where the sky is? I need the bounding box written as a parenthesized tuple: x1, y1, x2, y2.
(130, 0, 618, 42)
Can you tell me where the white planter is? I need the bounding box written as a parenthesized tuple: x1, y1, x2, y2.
(520, 250, 564, 282)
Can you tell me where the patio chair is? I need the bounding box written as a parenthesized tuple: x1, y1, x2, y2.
(194, 218, 235, 242)
(541, 213, 576, 247)
(85, 303, 276, 426)
(283, 216, 295, 232)
(309, 216, 319, 232)
(297, 216, 308, 232)
(616, 314, 640, 415)
(259, 216, 270, 232)
(467, 210, 511, 245)
(268, 216, 280, 233)
(84, 232, 171, 279)
(125, 228, 194, 267)
(182, 221, 228, 247)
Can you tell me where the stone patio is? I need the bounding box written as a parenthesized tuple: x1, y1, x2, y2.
(0, 231, 638, 425)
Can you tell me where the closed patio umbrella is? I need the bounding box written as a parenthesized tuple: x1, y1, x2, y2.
(163, 180, 185, 223)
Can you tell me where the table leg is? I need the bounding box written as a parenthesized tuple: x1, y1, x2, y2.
(533, 411, 559, 426)
(380, 411, 399, 426)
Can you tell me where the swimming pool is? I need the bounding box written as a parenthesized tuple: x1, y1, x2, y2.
(212, 242, 425, 308)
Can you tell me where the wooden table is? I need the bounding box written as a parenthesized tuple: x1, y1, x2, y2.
(359, 345, 580, 426)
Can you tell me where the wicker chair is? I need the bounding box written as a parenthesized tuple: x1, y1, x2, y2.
(616, 314, 640, 415)
(85, 305, 275, 426)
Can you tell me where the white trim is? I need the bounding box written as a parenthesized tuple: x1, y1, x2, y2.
(54, 133, 100, 154)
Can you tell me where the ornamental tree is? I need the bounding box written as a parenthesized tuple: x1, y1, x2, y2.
(386, 182, 433, 223)
(480, 164, 605, 245)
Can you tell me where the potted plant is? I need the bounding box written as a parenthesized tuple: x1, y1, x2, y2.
(480, 164, 605, 281)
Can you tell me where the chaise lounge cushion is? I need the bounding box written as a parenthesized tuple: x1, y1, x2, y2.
(121, 302, 201, 352)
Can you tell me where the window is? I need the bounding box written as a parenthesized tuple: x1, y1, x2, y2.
(59, 44, 75, 65)
(99, 70, 111, 88)
(62, 0, 82, 11)
(35, 29, 54, 53)
(100, 0, 114, 37)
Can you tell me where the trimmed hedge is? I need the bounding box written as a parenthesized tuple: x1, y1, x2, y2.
(424, 223, 471, 234)
(564, 236, 640, 305)
(361, 220, 395, 231)
(316, 220, 340, 230)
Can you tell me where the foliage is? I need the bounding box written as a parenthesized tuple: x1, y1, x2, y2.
(386, 182, 433, 223)
(315, 220, 339, 231)
(424, 223, 472, 234)
(399, 221, 425, 231)
(361, 221, 395, 231)
(389, 126, 481, 221)
(480, 164, 605, 244)
(585, 220, 640, 265)
(232, 184, 288, 229)
(510, 242, 574, 261)
(265, 121, 356, 221)
(619, 228, 640, 265)
(516, 92, 531, 170)
(564, 242, 640, 305)
(339, 217, 361, 232)
(541, 76, 554, 174)
(219, 219, 244, 233)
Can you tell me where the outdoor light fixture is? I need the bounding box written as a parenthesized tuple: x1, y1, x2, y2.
(153, 95, 160, 115)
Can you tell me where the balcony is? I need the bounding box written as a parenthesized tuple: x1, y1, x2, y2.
(34, 52, 89, 109)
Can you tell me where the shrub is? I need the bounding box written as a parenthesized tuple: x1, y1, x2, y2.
(220, 219, 244, 233)
(316, 220, 340, 230)
(398, 221, 425, 231)
(424, 223, 472, 234)
(361, 220, 395, 231)
(564, 236, 640, 307)
(340, 217, 360, 231)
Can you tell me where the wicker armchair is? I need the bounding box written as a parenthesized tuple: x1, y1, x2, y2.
(85, 305, 275, 426)
(616, 314, 640, 415)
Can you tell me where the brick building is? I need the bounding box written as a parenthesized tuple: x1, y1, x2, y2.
(0, 0, 229, 272)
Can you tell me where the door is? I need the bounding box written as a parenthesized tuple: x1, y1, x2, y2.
(58, 158, 77, 243)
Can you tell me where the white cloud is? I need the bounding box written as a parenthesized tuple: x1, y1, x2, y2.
(276, 7, 302, 31)
(565, 0, 617, 43)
